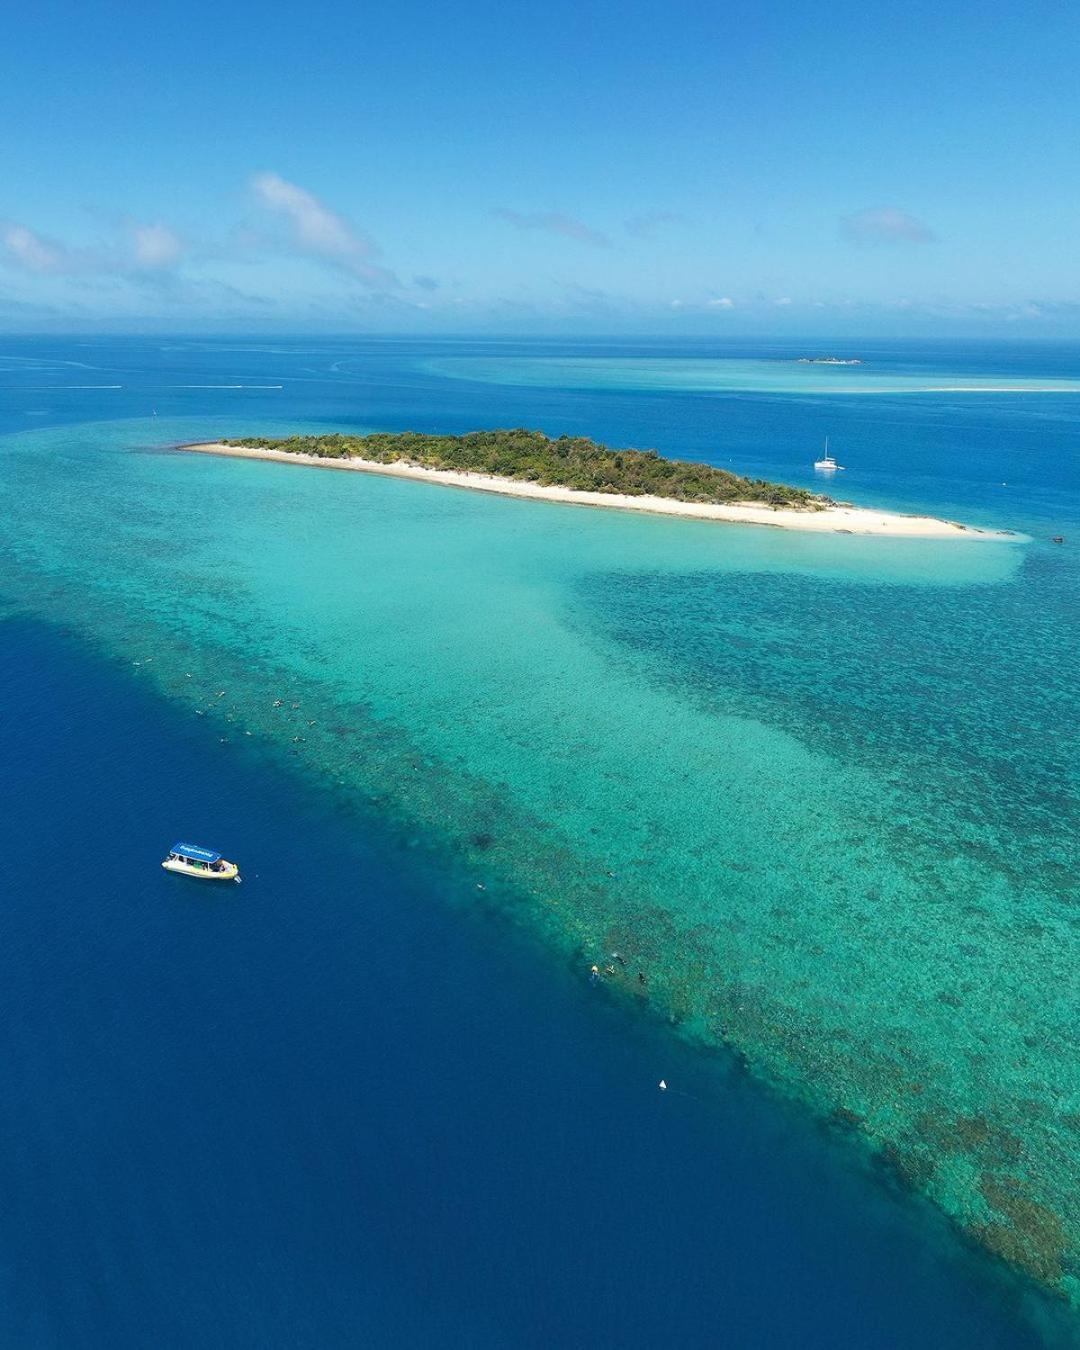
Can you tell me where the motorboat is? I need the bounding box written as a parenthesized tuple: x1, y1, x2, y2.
(162, 842, 240, 882)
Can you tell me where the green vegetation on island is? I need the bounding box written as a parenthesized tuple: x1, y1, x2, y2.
(224, 430, 827, 509)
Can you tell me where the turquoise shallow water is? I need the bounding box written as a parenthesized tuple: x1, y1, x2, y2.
(428, 353, 1080, 395)
(1, 336, 1078, 1332)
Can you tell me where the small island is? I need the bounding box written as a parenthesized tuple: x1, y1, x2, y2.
(183, 430, 1010, 539)
(223, 430, 822, 507)
(796, 356, 864, 365)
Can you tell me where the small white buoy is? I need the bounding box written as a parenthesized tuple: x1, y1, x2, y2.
(658, 1080, 667, 1092)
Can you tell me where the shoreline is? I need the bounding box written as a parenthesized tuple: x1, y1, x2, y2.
(182, 441, 1015, 540)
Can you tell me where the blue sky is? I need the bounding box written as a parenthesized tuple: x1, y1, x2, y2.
(2, 0, 1077, 334)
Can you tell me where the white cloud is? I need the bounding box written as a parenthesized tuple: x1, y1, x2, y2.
(2, 219, 186, 278)
(774, 296, 792, 306)
(841, 207, 935, 245)
(624, 212, 684, 239)
(493, 208, 611, 249)
(130, 222, 184, 271)
(706, 296, 735, 309)
(558, 282, 611, 312)
(2, 224, 70, 273)
(251, 172, 394, 284)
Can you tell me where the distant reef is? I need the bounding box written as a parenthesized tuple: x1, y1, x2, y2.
(795, 357, 864, 365)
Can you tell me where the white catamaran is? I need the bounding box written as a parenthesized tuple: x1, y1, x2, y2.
(813, 438, 845, 472)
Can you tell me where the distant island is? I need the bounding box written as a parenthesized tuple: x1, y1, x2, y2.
(796, 357, 864, 365)
(184, 431, 1013, 539)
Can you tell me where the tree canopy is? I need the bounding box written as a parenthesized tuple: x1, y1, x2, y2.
(226, 429, 826, 509)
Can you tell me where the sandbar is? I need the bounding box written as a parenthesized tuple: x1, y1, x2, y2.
(183, 441, 1015, 540)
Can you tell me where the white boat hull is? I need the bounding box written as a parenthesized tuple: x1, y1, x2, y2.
(162, 857, 240, 882)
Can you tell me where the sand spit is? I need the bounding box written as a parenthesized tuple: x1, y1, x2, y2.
(183, 442, 1015, 540)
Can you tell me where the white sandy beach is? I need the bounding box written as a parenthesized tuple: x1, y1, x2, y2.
(184, 442, 1013, 540)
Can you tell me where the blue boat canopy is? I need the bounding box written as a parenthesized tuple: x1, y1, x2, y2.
(171, 842, 222, 863)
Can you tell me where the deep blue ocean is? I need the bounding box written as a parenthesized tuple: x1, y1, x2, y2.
(0, 336, 1077, 1347)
